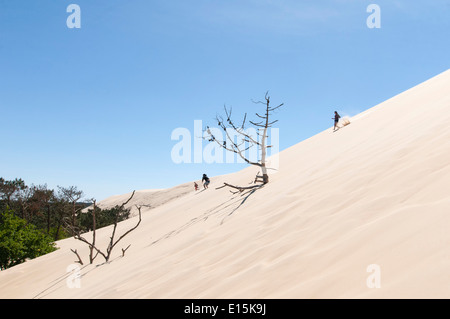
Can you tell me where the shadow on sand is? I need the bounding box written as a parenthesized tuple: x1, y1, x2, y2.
(149, 184, 264, 246)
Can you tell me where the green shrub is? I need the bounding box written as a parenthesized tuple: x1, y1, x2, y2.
(0, 208, 57, 270)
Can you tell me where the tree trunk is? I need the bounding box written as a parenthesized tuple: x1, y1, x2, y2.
(260, 132, 269, 184)
(72, 201, 76, 229)
(54, 223, 61, 241)
(89, 201, 97, 264)
(46, 205, 51, 234)
(260, 100, 270, 184)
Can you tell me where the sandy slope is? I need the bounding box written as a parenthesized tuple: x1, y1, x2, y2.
(84, 183, 194, 217)
(1, 70, 450, 299)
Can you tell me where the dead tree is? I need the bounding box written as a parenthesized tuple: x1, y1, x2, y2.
(104, 203, 142, 262)
(57, 185, 84, 234)
(87, 198, 98, 264)
(204, 92, 283, 190)
(68, 190, 142, 264)
(67, 197, 102, 264)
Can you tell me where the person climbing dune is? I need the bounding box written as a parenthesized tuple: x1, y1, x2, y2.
(332, 111, 341, 131)
(202, 174, 210, 189)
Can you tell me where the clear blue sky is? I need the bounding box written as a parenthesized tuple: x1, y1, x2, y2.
(1, 0, 449, 200)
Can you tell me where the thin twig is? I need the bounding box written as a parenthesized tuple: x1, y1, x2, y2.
(70, 249, 84, 265)
(122, 244, 131, 257)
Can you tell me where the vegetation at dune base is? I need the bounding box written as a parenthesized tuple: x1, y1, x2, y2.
(0, 177, 132, 270)
(0, 207, 57, 270)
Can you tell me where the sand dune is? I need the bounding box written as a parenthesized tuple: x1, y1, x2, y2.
(1, 69, 450, 298)
(86, 184, 194, 217)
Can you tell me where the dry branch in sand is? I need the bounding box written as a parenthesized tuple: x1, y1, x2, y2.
(205, 92, 283, 190)
(68, 190, 142, 264)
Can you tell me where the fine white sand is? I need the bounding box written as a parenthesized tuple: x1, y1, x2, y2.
(1, 69, 450, 298)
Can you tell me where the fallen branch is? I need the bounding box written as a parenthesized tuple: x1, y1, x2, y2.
(221, 183, 264, 192)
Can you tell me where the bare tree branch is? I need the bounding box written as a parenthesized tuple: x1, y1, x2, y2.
(122, 244, 131, 257)
(69, 190, 140, 263)
(106, 205, 142, 260)
(241, 113, 247, 129)
(221, 183, 264, 192)
(70, 249, 84, 265)
(204, 92, 283, 188)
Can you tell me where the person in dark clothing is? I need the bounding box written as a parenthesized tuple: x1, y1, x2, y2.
(202, 174, 210, 189)
(332, 111, 341, 131)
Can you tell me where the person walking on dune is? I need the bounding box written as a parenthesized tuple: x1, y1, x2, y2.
(202, 174, 210, 189)
(332, 111, 341, 131)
